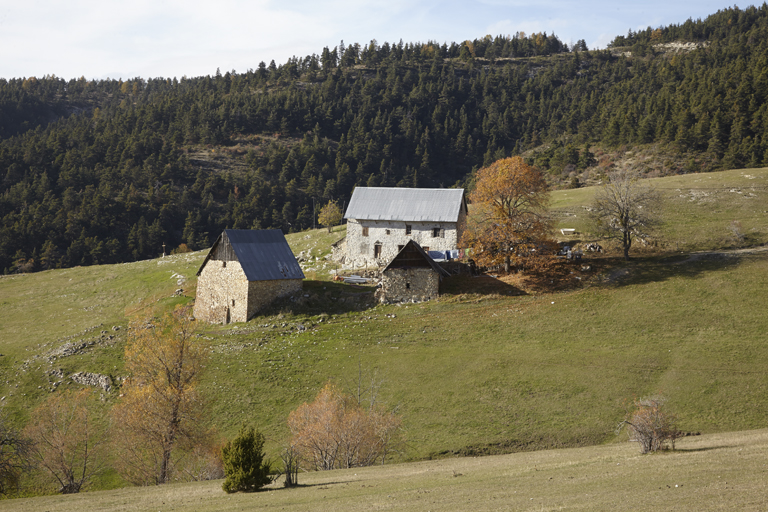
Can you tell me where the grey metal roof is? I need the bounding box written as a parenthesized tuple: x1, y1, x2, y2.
(198, 229, 304, 281)
(344, 187, 466, 222)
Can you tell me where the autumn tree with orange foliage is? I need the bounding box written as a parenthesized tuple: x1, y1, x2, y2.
(462, 156, 553, 272)
(111, 305, 212, 485)
(287, 382, 401, 471)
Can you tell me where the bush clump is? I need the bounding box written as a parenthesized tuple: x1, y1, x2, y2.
(221, 426, 273, 493)
(617, 396, 679, 454)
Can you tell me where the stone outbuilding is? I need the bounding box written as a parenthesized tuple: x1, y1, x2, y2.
(193, 229, 304, 324)
(343, 187, 467, 268)
(378, 240, 450, 304)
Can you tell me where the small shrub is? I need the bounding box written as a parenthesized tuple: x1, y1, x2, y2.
(221, 426, 273, 493)
(171, 243, 192, 254)
(617, 396, 679, 454)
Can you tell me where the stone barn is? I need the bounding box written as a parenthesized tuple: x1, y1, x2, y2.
(343, 187, 467, 268)
(378, 240, 450, 304)
(194, 229, 304, 324)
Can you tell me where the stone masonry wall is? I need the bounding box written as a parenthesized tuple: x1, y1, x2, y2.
(379, 268, 440, 303)
(346, 218, 463, 268)
(194, 260, 250, 324)
(247, 278, 303, 318)
(195, 259, 304, 323)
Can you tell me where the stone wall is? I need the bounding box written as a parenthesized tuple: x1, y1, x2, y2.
(379, 268, 440, 303)
(195, 258, 304, 323)
(247, 278, 303, 318)
(194, 260, 251, 323)
(331, 236, 347, 263)
(345, 217, 464, 268)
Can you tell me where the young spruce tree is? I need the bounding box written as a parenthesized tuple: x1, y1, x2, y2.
(221, 426, 273, 493)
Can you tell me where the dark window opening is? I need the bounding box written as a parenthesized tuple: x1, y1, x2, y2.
(385, 229, 391, 235)
(397, 245, 404, 251)
(374, 243, 382, 258)
(222, 261, 227, 268)
(405, 224, 412, 235)
(432, 227, 444, 238)
(362, 226, 369, 237)
(405, 282, 410, 289)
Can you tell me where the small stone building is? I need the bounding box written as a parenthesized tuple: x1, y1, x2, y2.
(378, 240, 450, 304)
(194, 229, 304, 324)
(343, 187, 467, 268)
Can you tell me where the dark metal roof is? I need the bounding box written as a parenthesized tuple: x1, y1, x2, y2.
(383, 240, 450, 278)
(197, 229, 305, 281)
(344, 187, 467, 222)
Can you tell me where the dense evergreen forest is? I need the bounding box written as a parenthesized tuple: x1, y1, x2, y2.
(1, 4, 768, 273)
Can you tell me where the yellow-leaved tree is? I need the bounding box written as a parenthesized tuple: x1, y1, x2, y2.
(111, 305, 214, 485)
(461, 156, 553, 272)
(318, 200, 343, 233)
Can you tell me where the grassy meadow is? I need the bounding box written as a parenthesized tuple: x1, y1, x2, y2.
(551, 167, 768, 251)
(4, 428, 768, 511)
(1, 167, 768, 502)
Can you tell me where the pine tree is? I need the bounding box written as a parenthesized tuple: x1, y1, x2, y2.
(221, 426, 273, 493)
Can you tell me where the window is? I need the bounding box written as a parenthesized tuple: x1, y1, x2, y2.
(397, 245, 404, 251)
(405, 282, 410, 289)
(232, 299, 235, 307)
(432, 227, 444, 238)
(385, 229, 391, 235)
(423, 246, 429, 252)
(362, 226, 369, 237)
(222, 261, 227, 268)
(405, 224, 412, 235)
(374, 243, 382, 258)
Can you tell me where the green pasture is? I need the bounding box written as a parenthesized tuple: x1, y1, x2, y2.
(5, 428, 768, 511)
(1, 168, 767, 496)
(551, 167, 768, 251)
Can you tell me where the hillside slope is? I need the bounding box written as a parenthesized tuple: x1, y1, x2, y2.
(0, 168, 767, 492)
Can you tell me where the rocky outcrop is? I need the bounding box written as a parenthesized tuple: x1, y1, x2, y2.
(70, 372, 112, 392)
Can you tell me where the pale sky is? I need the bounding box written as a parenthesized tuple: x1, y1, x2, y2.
(0, 1, 738, 81)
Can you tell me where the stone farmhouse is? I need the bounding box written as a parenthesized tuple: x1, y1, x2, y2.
(342, 187, 467, 268)
(194, 229, 304, 324)
(378, 240, 450, 304)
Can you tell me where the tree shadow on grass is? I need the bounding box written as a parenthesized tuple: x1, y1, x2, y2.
(672, 445, 734, 453)
(591, 251, 754, 289)
(440, 274, 525, 298)
(275, 480, 355, 490)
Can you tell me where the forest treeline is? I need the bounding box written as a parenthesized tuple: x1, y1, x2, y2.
(1, 4, 768, 273)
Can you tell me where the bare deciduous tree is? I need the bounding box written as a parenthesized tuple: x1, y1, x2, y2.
(287, 382, 401, 471)
(591, 170, 661, 260)
(25, 389, 104, 493)
(281, 445, 300, 487)
(0, 409, 32, 495)
(616, 396, 679, 454)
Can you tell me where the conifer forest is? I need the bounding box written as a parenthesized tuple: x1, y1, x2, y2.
(1, 5, 768, 272)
